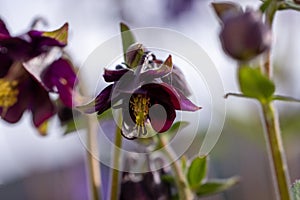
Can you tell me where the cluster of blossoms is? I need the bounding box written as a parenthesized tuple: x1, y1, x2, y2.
(81, 43, 200, 139)
(0, 19, 77, 134)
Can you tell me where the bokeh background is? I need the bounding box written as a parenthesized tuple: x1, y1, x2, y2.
(0, 0, 300, 199)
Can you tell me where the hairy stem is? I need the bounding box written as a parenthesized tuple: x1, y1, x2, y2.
(261, 2, 291, 199)
(86, 115, 101, 200)
(158, 135, 194, 200)
(109, 115, 123, 200)
(261, 103, 291, 200)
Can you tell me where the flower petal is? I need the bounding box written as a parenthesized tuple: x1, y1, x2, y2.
(0, 19, 10, 36)
(0, 83, 29, 123)
(41, 58, 77, 107)
(28, 23, 68, 47)
(0, 54, 12, 78)
(77, 84, 113, 114)
(149, 103, 176, 133)
(162, 65, 191, 96)
(140, 55, 173, 80)
(103, 68, 131, 82)
(0, 37, 33, 60)
(142, 83, 200, 111)
(29, 82, 55, 128)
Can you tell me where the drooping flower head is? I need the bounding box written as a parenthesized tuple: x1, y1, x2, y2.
(80, 43, 200, 139)
(212, 2, 272, 61)
(0, 19, 77, 134)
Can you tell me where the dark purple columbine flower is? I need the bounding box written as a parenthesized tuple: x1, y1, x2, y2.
(0, 19, 76, 134)
(212, 2, 272, 61)
(80, 44, 200, 139)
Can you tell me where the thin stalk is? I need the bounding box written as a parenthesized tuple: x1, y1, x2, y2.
(261, 102, 291, 199)
(263, 0, 277, 78)
(86, 115, 101, 200)
(157, 135, 194, 200)
(109, 115, 123, 200)
(261, 2, 291, 199)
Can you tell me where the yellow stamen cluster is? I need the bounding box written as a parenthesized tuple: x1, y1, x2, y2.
(130, 94, 150, 136)
(0, 79, 19, 115)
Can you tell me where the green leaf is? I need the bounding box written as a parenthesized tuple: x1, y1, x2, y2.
(260, 0, 272, 12)
(161, 174, 176, 185)
(120, 22, 136, 61)
(187, 156, 208, 189)
(195, 177, 239, 197)
(238, 66, 275, 103)
(292, 180, 300, 200)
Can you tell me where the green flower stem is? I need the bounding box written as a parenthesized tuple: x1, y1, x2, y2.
(109, 115, 123, 200)
(264, 0, 277, 78)
(261, 102, 291, 200)
(86, 115, 101, 200)
(261, 2, 291, 199)
(157, 135, 194, 200)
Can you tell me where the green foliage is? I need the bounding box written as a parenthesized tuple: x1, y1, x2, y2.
(292, 180, 300, 200)
(195, 177, 239, 197)
(120, 22, 136, 61)
(184, 156, 238, 197)
(187, 156, 207, 189)
(238, 66, 275, 103)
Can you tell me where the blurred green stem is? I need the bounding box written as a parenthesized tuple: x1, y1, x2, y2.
(261, 2, 291, 199)
(86, 115, 101, 200)
(157, 135, 194, 200)
(261, 103, 291, 199)
(110, 115, 123, 200)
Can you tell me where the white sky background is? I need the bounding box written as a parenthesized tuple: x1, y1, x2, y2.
(0, 0, 300, 183)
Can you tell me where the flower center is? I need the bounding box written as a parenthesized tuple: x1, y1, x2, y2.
(0, 79, 19, 115)
(130, 94, 150, 136)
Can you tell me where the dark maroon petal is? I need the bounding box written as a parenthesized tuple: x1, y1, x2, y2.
(0, 19, 10, 36)
(0, 79, 31, 123)
(142, 83, 200, 111)
(0, 54, 12, 78)
(29, 82, 55, 127)
(140, 55, 173, 80)
(149, 103, 176, 133)
(162, 65, 191, 96)
(28, 23, 68, 48)
(29, 31, 67, 48)
(41, 58, 77, 107)
(103, 68, 131, 82)
(78, 84, 113, 114)
(0, 37, 33, 60)
(95, 84, 114, 115)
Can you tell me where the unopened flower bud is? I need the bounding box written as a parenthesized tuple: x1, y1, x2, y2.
(219, 9, 272, 61)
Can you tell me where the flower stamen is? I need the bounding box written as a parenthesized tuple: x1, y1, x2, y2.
(130, 94, 150, 137)
(0, 79, 19, 116)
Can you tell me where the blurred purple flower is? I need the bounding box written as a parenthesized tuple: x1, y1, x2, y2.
(79, 46, 200, 139)
(0, 19, 76, 134)
(212, 2, 272, 61)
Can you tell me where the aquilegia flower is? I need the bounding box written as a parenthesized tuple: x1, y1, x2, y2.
(212, 2, 272, 61)
(80, 43, 200, 139)
(0, 19, 76, 134)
